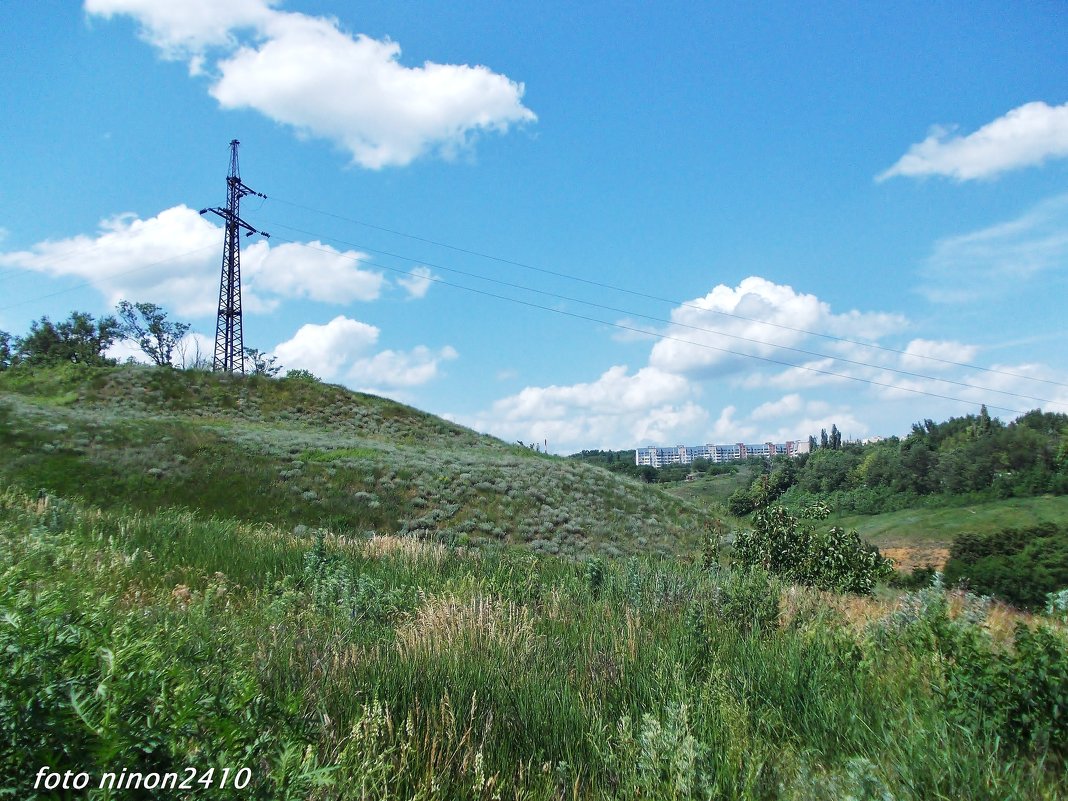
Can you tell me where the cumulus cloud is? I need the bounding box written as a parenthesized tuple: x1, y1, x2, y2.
(648, 276, 907, 377)
(347, 345, 458, 392)
(901, 339, 979, 371)
(878, 101, 1068, 181)
(85, 0, 536, 168)
(919, 194, 1068, 303)
(459, 278, 921, 452)
(270, 314, 456, 393)
(244, 240, 384, 304)
(0, 205, 226, 316)
(458, 365, 708, 452)
(397, 266, 435, 299)
(271, 315, 380, 379)
(0, 205, 385, 316)
(85, 0, 274, 59)
(749, 393, 804, 421)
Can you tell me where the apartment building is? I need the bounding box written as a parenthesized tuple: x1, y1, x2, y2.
(635, 439, 808, 468)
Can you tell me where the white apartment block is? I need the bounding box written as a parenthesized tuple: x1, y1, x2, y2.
(635, 439, 808, 468)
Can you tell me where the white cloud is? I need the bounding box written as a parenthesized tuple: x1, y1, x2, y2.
(347, 345, 458, 391)
(460, 278, 918, 452)
(648, 276, 907, 377)
(0, 206, 386, 315)
(919, 194, 1068, 303)
(85, 0, 275, 59)
(878, 101, 1068, 181)
(0, 205, 226, 316)
(86, 0, 536, 168)
(271, 315, 379, 379)
(245, 240, 384, 303)
(491, 365, 692, 421)
(270, 315, 456, 393)
(457, 365, 708, 453)
(397, 266, 434, 299)
(750, 393, 804, 421)
(901, 339, 979, 371)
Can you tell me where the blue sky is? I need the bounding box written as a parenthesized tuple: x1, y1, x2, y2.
(2, 1, 1067, 453)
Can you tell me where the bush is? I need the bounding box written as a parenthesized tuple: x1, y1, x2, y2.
(712, 566, 781, 634)
(944, 523, 1068, 609)
(733, 503, 892, 594)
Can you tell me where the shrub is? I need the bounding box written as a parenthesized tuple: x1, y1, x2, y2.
(712, 566, 782, 634)
(944, 523, 1068, 609)
(733, 503, 892, 595)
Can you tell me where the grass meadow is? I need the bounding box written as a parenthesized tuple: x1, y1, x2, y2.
(2, 366, 1066, 799)
(4, 485, 1067, 799)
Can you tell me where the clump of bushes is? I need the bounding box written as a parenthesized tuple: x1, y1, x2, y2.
(732, 501, 892, 594)
(871, 574, 1068, 758)
(943, 522, 1068, 609)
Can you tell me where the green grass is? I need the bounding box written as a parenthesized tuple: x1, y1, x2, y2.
(2, 365, 1066, 798)
(2, 484, 1064, 799)
(0, 365, 703, 558)
(834, 495, 1068, 549)
(665, 467, 754, 510)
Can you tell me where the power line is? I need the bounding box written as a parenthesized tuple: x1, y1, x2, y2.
(2, 209, 1062, 416)
(270, 235, 1047, 418)
(267, 194, 1068, 390)
(264, 223, 1067, 411)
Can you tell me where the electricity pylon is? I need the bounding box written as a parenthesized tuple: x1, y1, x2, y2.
(200, 139, 269, 374)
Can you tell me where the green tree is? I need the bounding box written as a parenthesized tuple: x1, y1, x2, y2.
(15, 312, 120, 366)
(116, 301, 191, 366)
(243, 347, 282, 377)
(830, 423, 842, 450)
(733, 502, 892, 594)
(0, 331, 11, 371)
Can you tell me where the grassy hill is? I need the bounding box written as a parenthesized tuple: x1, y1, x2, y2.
(2, 364, 1066, 799)
(0, 364, 702, 558)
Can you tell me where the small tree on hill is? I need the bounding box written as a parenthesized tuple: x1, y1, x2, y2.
(243, 347, 282, 377)
(0, 331, 11, 371)
(116, 301, 191, 366)
(732, 499, 893, 594)
(15, 312, 120, 366)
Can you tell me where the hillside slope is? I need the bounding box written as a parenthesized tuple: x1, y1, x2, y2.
(0, 364, 702, 557)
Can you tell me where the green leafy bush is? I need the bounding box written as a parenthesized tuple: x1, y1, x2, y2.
(711, 566, 782, 634)
(733, 503, 892, 594)
(944, 523, 1068, 609)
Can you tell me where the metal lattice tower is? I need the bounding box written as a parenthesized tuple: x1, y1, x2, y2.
(200, 139, 268, 373)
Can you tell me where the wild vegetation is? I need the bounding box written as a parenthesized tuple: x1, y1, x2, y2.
(2, 339, 1067, 797)
(0, 363, 700, 559)
(3, 484, 1067, 799)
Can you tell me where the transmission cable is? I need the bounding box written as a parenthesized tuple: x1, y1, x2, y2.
(270, 234, 1044, 418)
(267, 195, 1068, 389)
(264, 223, 1066, 410)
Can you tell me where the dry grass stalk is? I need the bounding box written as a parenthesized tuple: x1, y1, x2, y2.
(361, 534, 451, 565)
(395, 594, 537, 656)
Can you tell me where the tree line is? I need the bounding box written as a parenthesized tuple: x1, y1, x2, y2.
(0, 303, 283, 376)
(727, 406, 1068, 515)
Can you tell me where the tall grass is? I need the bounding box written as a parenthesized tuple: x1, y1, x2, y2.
(2, 484, 1065, 799)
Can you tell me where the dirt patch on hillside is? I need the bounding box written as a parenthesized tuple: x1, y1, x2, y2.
(882, 546, 950, 572)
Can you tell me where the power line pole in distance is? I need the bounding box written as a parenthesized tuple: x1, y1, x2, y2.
(200, 139, 269, 374)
